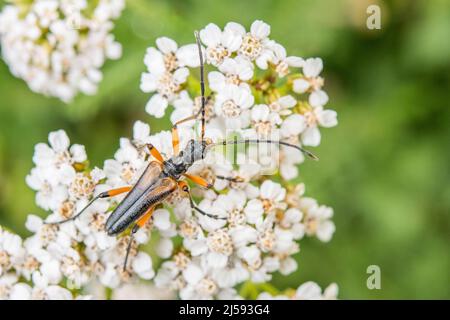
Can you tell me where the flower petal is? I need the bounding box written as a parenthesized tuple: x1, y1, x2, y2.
(200, 23, 222, 47)
(250, 20, 270, 39)
(301, 126, 321, 146)
(156, 37, 178, 54)
(48, 130, 70, 153)
(145, 94, 168, 118)
(303, 58, 323, 78)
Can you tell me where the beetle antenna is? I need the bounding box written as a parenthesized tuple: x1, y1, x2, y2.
(209, 139, 319, 161)
(44, 194, 102, 225)
(194, 30, 206, 143)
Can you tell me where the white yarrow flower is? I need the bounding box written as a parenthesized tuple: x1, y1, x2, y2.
(0, 0, 125, 102)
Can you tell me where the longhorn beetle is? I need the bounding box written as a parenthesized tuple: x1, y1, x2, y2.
(49, 31, 318, 270)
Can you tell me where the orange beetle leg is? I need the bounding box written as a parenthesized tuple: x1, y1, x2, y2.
(171, 126, 180, 156)
(136, 206, 155, 228)
(183, 173, 213, 189)
(146, 143, 164, 163)
(104, 186, 133, 197)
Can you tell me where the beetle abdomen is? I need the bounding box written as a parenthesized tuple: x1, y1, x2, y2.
(105, 177, 177, 236)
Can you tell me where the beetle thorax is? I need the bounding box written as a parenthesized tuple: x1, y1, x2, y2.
(164, 140, 206, 178)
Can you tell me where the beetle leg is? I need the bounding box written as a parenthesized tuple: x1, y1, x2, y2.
(104, 186, 133, 197)
(136, 206, 155, 228)
(183, 173, 213, 189)
(145, 143, 164, 163)
(123, 224, 138, 272)
(173, 114, 198, 127)
(171, 125, 180, 155)
(170, 94, 213, 151)
(184, 173, 243, 188)
(178, 181, 227, 220)
(123, 206, 155, 271)
(170, 114, 198, 156)
(46, 186, 132, 225)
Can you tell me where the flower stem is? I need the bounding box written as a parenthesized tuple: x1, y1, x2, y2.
(239, 281, 280, 299)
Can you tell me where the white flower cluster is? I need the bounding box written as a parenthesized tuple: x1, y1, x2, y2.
(141, 21, 337, 174)
(0, 226, 81, 299)
(153, 161, 336, 299)
(257, 281, 338, 300)
(0, 130, 160, 300)
(0, 20, 338, 300)
(0, 0, 125, 102)
(155, 180, 334, 299)
(0, 120, 336, 299)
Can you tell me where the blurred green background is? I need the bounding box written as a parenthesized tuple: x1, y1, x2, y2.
(0, 0, 449, 299)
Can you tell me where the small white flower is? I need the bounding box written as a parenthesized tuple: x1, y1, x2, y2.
(273, 227, 296, 253)
(258, 180, 287, 214)
(257, 281, 338, 300)
(300, 198, 335, 242)
(132, 252, 155, 280)
(112, 283, 174, 300)
(33, 1, 59, 28)
(153, 209, 172, 231)
(0, 230, 25, 276)
(280, 208, 305, 238)
(132, 120, 152, 147)
(295, 281, 325, 299)
(36, 260, 62, 285)
(279, 256, 298, 275)
(244, 198, 264, 225)
(208, 56, 254, 92)
(229, 225, 258, 248)
(38, 285, 73, 300)
(248, 104, 282, 138)
(90, 167, 106, 183)
(301, 106, 338, 146)
(141, 37, 198, 118)
(238, 20, 274, 69)
(196, 199, 228, 232)
(200, 22, 245, 66)
(270, 42, 304, 77)
(103, 138, 146, 187)
(99, 263, 121, 288)
(269, 95, 297, 116)
(156, 238, 173, 259)
(293, 58, 329, 107)
(9, 283, 32, 300)
(32, 130, 86, 168)
(205, 229, 233, 268)
(214, 85, 254, 129)
(182, 263, 204, 286)
(213, 263, 249, 289)
(26, 169, 68, 212)
(323, 283, 339, 300)
(0, 1, 125, 102)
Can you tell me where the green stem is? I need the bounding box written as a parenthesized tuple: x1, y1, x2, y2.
(105, 287, 113, 300)
(257, 282, 280, 296)
(239, 281, 280, 299)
